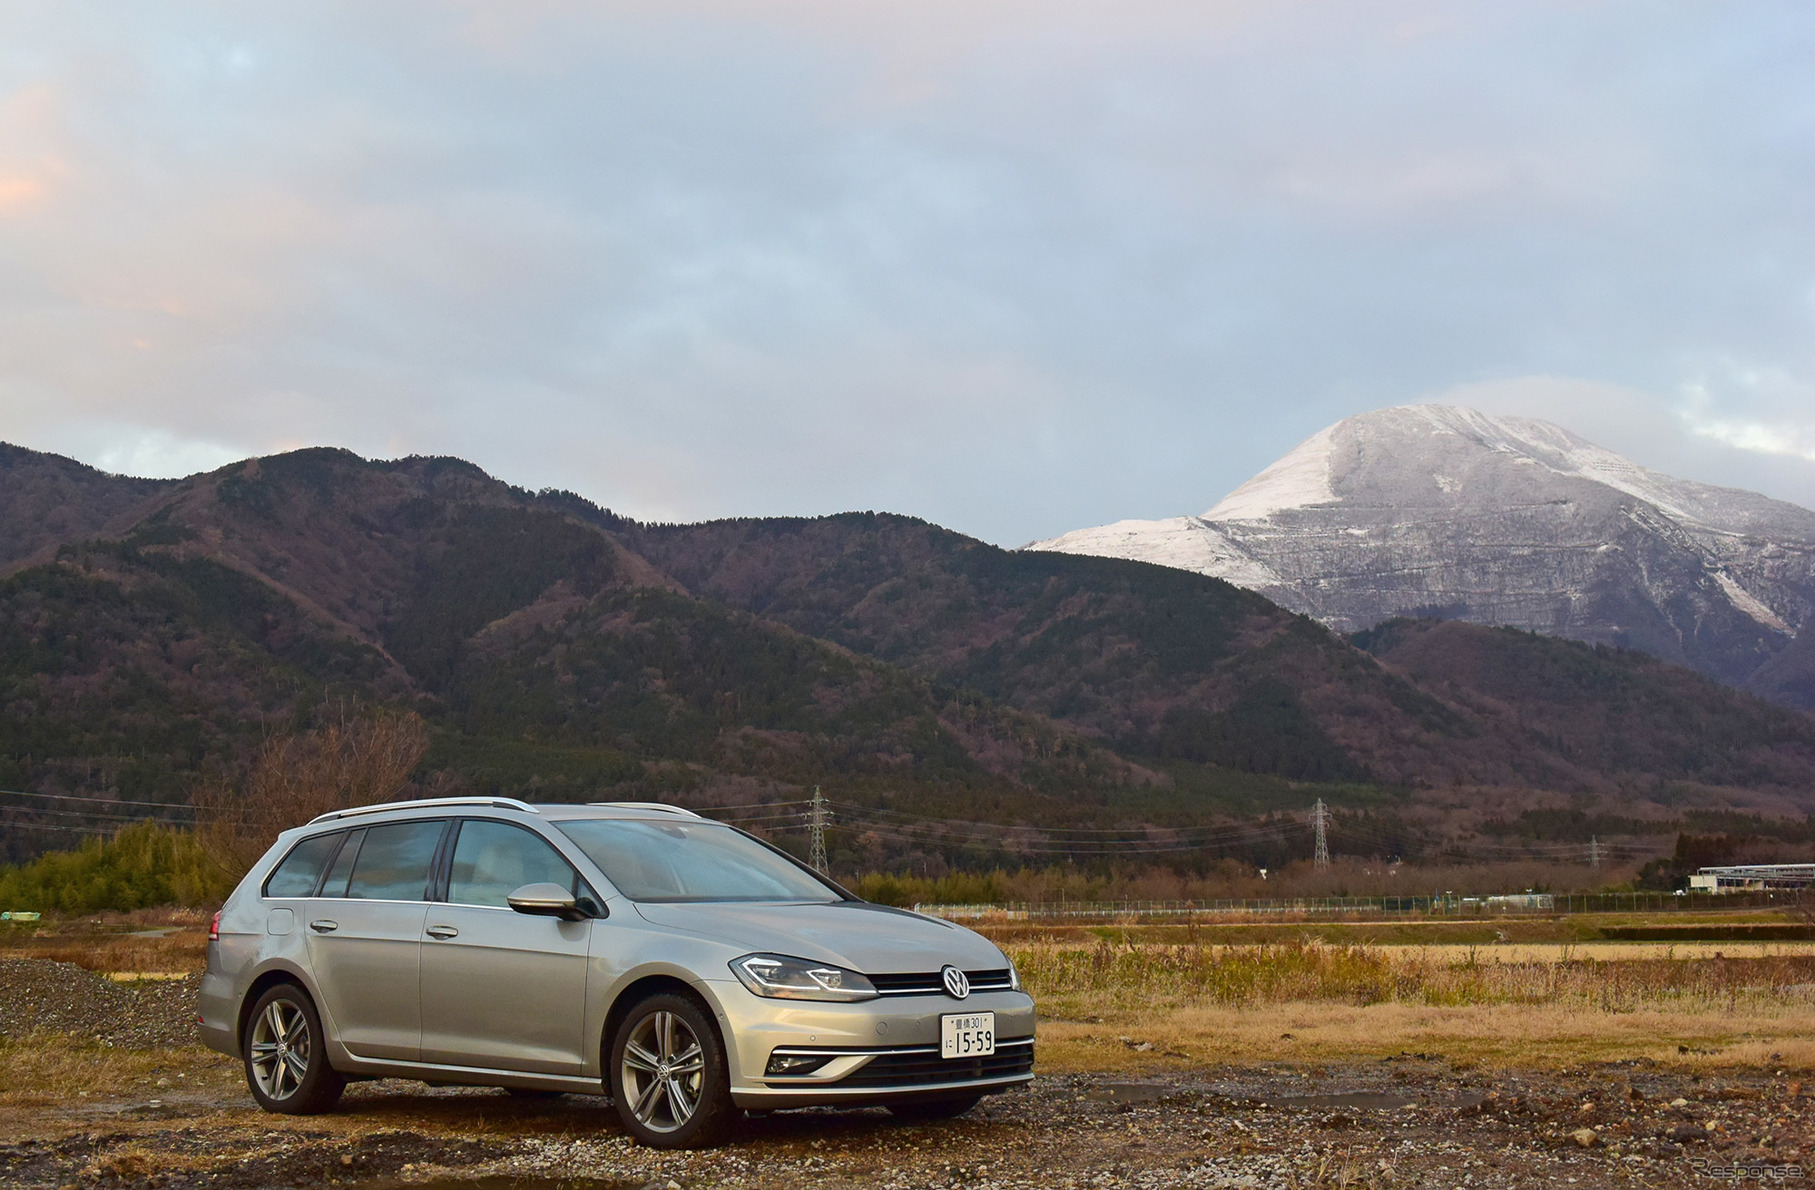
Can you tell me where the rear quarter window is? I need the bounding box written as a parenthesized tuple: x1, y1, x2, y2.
(262, 832, 343, 899)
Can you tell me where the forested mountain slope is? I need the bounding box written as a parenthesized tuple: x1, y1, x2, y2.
(2, 441, 1814, 863)
(622, 514, 1815, 797)
(1352, 618, 1815, 794)
(0, 444, 170, 570)
(0, 449, 1141, 857)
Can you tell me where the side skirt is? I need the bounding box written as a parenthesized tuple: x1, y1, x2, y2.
(331, 1055, 606, 1097)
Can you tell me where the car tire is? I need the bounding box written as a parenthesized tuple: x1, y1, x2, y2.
(243, 983, 346, 1115)
(607, 992, 734, 1148)
(887, 1093, 983, 1121)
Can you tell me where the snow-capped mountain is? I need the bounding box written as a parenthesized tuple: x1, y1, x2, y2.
(1027, 405, 1815, 707)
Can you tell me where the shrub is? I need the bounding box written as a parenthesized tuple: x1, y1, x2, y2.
(0, 822, 233, 913)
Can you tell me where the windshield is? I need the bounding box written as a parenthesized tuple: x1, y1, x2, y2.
(555, 818, 842, 903)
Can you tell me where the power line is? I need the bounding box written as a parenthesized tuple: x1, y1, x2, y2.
(1432, 838, 1651, 858)
(0, 805, 192, 825)
(0, 822, 117, 837)
(0, 788, 201, 813)
(825, 802, 1309, 855)
(819, 820, 1289, 857)
(686, 791, 1666, 865)
(827, 799, 1249, 836)
(833, 818, 1301, 852)
(711, 812, 811, 827)
(828, 800, 1305, 843)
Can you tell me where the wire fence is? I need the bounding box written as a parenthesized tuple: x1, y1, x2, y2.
(0, 789, 1676, 864)
(914, 888, 1815, 922)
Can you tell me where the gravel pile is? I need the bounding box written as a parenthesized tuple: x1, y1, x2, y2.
(0, 958, 199, 1048)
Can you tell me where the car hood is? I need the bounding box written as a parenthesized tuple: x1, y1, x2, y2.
(633, 900, 1006, 974)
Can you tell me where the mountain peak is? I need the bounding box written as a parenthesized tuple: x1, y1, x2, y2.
(1205, 404, 1807, 530)
(1030, 404, 1815, 707)
(1203, 420, 1342, 521)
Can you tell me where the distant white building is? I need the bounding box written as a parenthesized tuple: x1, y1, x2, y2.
(1483, 893, 1554, 911)
(1688, 864, 1815, 893)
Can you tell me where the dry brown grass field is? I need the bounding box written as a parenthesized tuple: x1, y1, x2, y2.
(995, 934, 1815, 1074)
(4, 909, 1814, 1187)
(5, 908, 1813, 1079)
(0, 908, 208, 976)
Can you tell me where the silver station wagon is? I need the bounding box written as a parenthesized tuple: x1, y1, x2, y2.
(198, 798, 1036, 1147)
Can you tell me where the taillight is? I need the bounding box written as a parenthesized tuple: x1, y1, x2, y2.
(209, 910, 221, 942)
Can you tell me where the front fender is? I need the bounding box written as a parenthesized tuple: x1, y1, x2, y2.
(583, 929, 746, 1081)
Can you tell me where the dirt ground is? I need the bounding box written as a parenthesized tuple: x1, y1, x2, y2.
(2, 958, 1812, 1189)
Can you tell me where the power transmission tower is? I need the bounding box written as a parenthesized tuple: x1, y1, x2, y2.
(1312, 798, 1331, 870)
(808, 785, 830, 875)
(1589, 836, 1601, 871)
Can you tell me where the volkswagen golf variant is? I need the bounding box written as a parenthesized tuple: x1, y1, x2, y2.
(197, 797, 1036, 1147)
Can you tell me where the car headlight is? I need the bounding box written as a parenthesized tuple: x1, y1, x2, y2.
(1007, 960, 1022, 992)
(731, 953, 879, 1002)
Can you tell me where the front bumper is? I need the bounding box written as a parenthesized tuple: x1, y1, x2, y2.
(703, 979, 1037, 1108)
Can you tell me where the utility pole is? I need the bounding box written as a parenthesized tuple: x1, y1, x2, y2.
(1312, 798, 1331, 870)
(1589, 835, 1601, 871)
(808, 785, 830, 875)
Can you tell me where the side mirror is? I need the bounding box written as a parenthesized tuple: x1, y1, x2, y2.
(507, 882, 591, 922)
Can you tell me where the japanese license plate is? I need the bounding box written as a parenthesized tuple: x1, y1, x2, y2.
(940, 1011, 995, 1059)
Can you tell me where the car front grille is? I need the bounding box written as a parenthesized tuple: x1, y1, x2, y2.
(832, 1037, 1035, 1088)
(868, 967, 1015, 997)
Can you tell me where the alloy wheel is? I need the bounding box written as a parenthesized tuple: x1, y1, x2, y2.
(249, 997, 312, 1101)
(618, 1009, 707, 1133)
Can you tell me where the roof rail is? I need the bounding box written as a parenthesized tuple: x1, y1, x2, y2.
(308, 796, 539, 825)
(585, 801, 704, 818)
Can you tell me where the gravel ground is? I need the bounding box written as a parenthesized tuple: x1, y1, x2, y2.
(0, 958, 200, 1047)
(1, 956, 1811, 1189)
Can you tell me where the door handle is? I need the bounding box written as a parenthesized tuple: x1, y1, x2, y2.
(308, 919, 338, 933)
(425, 925, 459, 940)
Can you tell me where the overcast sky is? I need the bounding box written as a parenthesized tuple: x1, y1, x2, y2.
(4, 2, 1815, 544)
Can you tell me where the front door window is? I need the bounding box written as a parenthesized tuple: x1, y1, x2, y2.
(447, 819, 587, 907)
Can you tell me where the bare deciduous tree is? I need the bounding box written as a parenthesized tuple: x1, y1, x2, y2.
(195, 707, 430, 879)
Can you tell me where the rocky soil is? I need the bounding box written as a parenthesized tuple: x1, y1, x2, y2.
(0, 959, 200, 1048)
(2, 957, 1810, 1188)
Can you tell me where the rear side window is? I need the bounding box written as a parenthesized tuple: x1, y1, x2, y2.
(447, 820, 581, 909)
(345, 820, 445, 902)
(263, 832, 342, 898)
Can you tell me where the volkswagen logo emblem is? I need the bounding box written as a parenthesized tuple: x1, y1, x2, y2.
(940, 964, 970, 999)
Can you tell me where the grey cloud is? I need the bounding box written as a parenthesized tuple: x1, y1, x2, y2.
(2, 1, 1814, 542)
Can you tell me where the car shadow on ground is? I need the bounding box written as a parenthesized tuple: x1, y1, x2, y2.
(331, 1080, 979, 1151)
